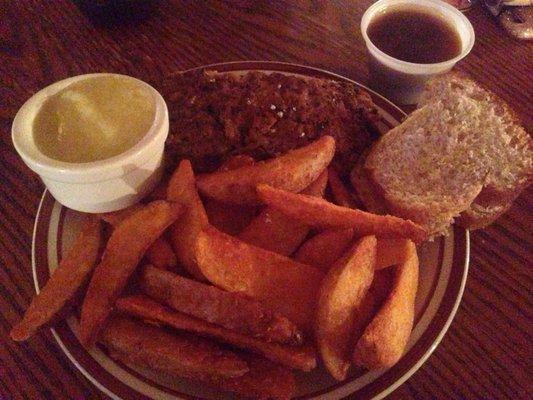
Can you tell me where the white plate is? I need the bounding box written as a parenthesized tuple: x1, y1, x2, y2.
(32, 61, 469, 400)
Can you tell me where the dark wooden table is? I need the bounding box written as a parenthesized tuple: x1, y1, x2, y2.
(1, 1, 531, 399)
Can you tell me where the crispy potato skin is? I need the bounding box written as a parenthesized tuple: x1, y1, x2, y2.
(196, 226, 324, 332)
(10, 217, 102, 341)
(197, 136, 335, 205)
(100, 316, 249, 379)
(315, 235, 376, 381)
(140, 265, 302, 345)
(116, 295, 316, 371)
(98, 204, 144, 227)
(375, 238, 413, 270)
(102, 316, 295, 399)
(295, 229, 354, 271)
(238, 170, 328, 255)
(167, 159, 210, 280)
(79, 201, 182, 347)
(257, 185, 427, 243)
(353, 241, 419, 369)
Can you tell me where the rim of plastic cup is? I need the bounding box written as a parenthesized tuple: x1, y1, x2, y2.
(11, 73, 168, 181)
(361, 0, 475, 74)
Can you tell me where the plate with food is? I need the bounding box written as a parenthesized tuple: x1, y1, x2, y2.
(12, 61, 531, 399)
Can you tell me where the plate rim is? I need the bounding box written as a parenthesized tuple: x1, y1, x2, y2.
(31, 61, 470, 400)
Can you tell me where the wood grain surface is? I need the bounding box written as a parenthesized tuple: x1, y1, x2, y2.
(0, 1, 531, 399)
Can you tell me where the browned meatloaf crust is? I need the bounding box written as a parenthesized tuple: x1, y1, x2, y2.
(162, 70, 381, 174)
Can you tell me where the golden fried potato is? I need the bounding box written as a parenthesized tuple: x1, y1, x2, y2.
(10, 217, 102, 341)
(197, 136, 335, 205)
(140, 265, 302, 345)
(257, 185, 427, 243)
(328, 167, 358, 208)
(353, 241, 419, 369)
(316, 236, 376, 381)
(116, 295, 316, 371)
(196, 226, 324, 332)
(167, 159, 209, 280)
(98, 203, 144, 227)
(376, 238, 413, 270)
(79, 200, 182, 347)
(100, 316, 249, 379)
(238, 170, 328, 256)
(294, 229, 354, 271)
(144, 237, 177, 270)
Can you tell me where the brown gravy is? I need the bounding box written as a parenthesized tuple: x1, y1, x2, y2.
(367, 6, 462, 64)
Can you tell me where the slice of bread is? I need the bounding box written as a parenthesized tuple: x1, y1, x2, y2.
(353, 73, 532, 238)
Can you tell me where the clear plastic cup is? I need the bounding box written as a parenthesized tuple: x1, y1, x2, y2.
(361, 0, 475, 105)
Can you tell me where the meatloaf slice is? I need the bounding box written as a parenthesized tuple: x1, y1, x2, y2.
(161, 70, 381, 174)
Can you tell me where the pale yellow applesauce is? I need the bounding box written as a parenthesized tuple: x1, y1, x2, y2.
(33, 75, 155, 163)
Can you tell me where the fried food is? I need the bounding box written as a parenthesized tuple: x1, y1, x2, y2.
(353, 241, 419, 369)
(376, 238, 413, 270)
(116, 295, 316, 371)
(99, 203, 144, 227)
(196, 226, 324, 332)
(196, 136, 335, 205)
(328, 167, 358, 208)
(140, 265, 302, 345)
(100, 316, 249, 379)
(79, 200, 182, 347)
(144, 237, 177, 270)
(238, 170, 328, 255)
(10, 217, 102, 341)
(315, 236, 376, 381)
(294, 229, 354, 271)
(167, 159, 209, 280)
(257, 185, 427, 243)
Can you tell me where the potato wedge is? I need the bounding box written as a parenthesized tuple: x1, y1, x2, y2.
(196, 226, 324, 332)
(316, 236, 376, 381)
(257, 185, 427, 243)
(140, 265, 302, 345)
(376, 238, 413, 270)
(116, 295, 316, 371)
(98, 204, 144, 227)
(294, 229, 354, 271)
(353, 241, 419, 369)
(100, 316, 249, 379)
(144, 237, 177, 270)
(238, 170, 328, 255)
(167, 159, 209, 280)
(197, 136, 335, 205)
(328, 167, 358, 209)
(10, 217, 102, 341)
(79, 200, 182, 347)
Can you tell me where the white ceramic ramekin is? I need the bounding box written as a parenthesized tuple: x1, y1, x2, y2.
(12, 73, 169, 213)
(361, 0, 475, 104)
